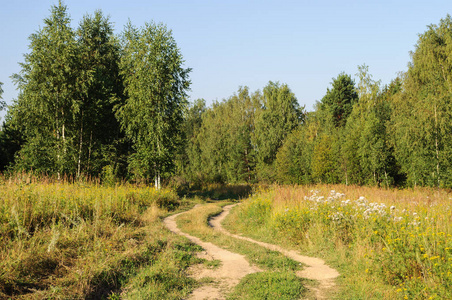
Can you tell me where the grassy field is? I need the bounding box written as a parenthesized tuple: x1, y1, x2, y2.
(3, 177, 450, 299)
(0, 176, 204, 299)
(224, 185, 452, 299)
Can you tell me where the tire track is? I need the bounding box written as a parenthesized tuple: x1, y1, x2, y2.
(209, 204, 340, 299)
(164, 204, 339, 299)
(164, 209, 261, 300)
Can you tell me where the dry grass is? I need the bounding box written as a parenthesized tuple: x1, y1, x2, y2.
(0, 177, 198, 299)
(226, 184, 452, 299)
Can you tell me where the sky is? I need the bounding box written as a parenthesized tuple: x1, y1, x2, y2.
(1, 0, 452, 120)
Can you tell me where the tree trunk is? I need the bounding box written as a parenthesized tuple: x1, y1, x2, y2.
(434, 103, 440, 187)
(384, 170, 388, 188)
(345, 167, 348, 186)
(77, 111, 84, 179)
(56, 92, 61, 181)
(87, 131, 93, 174)
(154, 167, 161, 190)
(155, 139, 162, 190)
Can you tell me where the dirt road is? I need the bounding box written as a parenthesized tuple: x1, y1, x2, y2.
(164, 204, 339, 299)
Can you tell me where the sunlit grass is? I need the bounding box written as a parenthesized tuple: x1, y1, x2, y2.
(226, 185, 452, 299)
(0, 177, 199, 299)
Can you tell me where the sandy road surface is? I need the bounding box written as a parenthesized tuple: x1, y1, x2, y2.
(164, 210, 261, 300)
(210, 204, 339, 299)
(164, 204, 339, 299)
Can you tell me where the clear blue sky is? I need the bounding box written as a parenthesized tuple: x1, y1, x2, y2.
(1, 0, 451, 119)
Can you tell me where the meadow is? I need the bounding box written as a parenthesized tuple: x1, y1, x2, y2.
(0, 176, 202, 299)
(224, 185, 452, 299)
(3, 176, 451, 299)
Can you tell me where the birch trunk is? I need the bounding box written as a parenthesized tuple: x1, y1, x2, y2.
(77, 111, 84, 179)
(434, 103, 440, 187)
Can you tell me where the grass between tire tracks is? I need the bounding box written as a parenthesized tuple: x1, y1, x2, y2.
(176, 202, 310, 300)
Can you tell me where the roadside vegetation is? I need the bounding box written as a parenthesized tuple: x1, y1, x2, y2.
(1, 2, 452, 299)
(0, 176, 203, 299)
(224, 185, 452, 299)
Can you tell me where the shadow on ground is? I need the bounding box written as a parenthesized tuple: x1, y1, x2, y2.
(178, 183, 253, 201)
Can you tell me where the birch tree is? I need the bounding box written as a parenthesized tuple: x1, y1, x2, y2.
(76, 11, 123, 178)
(118, 22, 190, 188)
(391, 15, 452, 187)
(0, 82, 4, 114)
(11, 1, 80, 177)
(253, 82, 304, 181)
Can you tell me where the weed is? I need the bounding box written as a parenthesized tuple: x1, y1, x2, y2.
(227, 185, 452, 299)
(0, 179, 200, 299)
(204, 259, 222, 269)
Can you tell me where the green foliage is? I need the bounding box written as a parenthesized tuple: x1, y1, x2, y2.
(75, 10, 126, 178)
(275, 126, 313, 184)
(177, 98, 206, 181)
(4, 4, 452, 191)
(184, 87, 259, 184)
(0, 118, 23, 171)
(253, 82, 304, 181)
(391, 15, 452, 188)
(8, 3, 126, 179)
(10, 2, 80, 176)
(118, 21, 190, 187)
(311, 133, 338, 184)
(320, 73, 358, 128)
(227, 272, 305, 300)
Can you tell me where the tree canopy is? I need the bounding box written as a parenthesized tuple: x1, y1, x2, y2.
(117, 21, 191, 188)
(2, 4, 452, 190)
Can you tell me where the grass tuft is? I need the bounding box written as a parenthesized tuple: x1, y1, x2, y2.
(227, 272, 305, 300)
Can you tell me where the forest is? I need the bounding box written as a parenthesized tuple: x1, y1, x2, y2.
(1, 2, 452, 190)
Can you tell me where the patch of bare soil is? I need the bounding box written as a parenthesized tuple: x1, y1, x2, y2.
(163, 210, 261, 300)
(164, 204, 340, 299)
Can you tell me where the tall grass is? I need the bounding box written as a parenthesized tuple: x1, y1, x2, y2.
(225, 185, 452, 299)
(0, 177, 198, 299)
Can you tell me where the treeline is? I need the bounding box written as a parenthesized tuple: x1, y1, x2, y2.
(178, 16, 452, 188)
(0, 2, 189, 188)
(1, 2, 452, 189)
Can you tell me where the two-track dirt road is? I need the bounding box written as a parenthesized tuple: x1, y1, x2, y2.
(164, 204, 339, 299)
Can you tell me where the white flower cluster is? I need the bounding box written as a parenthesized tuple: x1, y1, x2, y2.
(304, 190, 413, 224)
(362, 202, 388, 218)
(304, 189, 345, 203)
(331, 211, 345, 224)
